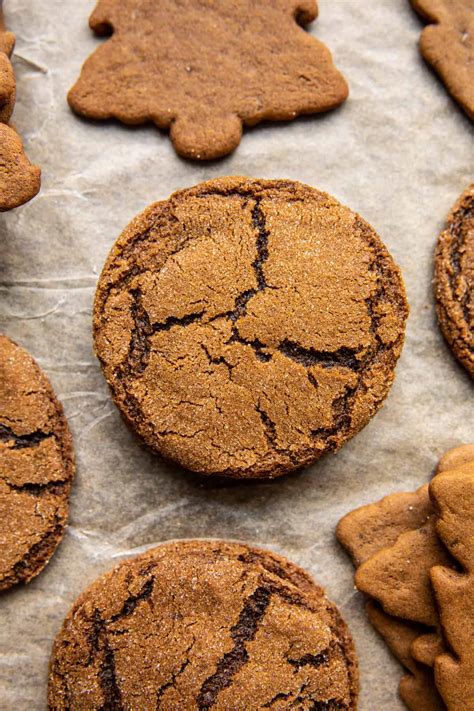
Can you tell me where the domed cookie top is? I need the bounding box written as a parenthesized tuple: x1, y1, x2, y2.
(0, 335, 75, 591)
(48, 540, 358, 710)
(434, 184, 474, 377)
(94, 177, 408, 479)
(68, 0, 348, 159)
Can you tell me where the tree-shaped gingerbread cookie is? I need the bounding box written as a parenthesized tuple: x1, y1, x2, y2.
(68, 0, 348, 160)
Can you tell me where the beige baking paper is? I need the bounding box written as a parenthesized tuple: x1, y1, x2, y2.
(0, 0, 473, 708)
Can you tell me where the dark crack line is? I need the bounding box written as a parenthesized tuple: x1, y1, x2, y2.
(109, 576, 155, 623)
(98, 629, 123, 710)
(156, 638, 194, 709)
(5, 520, 64, 587)
(0, 424, 53, 450)
(262, 691, 291, 709)
(127, 289, 155, 375)
(262, 691, 293, 708)
(128, 289, 204, 375)
(153, 310, 205, 333)
(311, 701, 347, 710)
(87, 610, 124, 709)
(4, 479, 68, 496)
(448, 198, 474, 337)
(196, 586, 271, 709)
(228, 331, 272, 362)
(225, 198, 274, 361)
(278, 339, 361, 371)
(255, 404, 277, 448)
(311, 383, 357, 447)
(288, 649, 330, 670)
(201, 344, 234, 378)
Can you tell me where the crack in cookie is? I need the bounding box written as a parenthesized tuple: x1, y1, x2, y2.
(434, 184, 474, 376)
(0, 423, 53, 449)
(0, 335, 75, 591)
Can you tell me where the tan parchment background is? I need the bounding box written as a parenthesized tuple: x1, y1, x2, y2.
(0, 0, 473, 708)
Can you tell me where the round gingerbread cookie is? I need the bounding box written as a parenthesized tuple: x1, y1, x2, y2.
(434, 184, 474, 377)
(0, 335, 75, 591)
(48, 540, 359, 710)
(94, 177, 408, 479)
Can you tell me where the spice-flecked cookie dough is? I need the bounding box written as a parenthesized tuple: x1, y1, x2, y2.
(434, 184, 474, 377)
(93, 177, 408, 479)
(410, 0, 474, 120)
(0, 335, 74, 591)
(68, 0, 348, 160)
(48, 540, 359, 710)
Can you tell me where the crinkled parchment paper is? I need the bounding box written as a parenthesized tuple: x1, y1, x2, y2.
(0, 0, 473, 708)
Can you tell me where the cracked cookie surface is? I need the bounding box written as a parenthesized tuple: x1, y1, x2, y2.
(0, 335, 75, 591)
(434, 184, 474, 377)
(48, 540, 358, 710)
(68, 0, 348, 160)
(94, 177, 408, 479)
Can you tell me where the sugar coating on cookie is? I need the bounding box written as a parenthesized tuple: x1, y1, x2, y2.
(434, 184, 474, 377)
(68, 0, 348, 159)
(411, 0, 474, 120)
(93, 177, 408, 479)
(48, 540, 358, 709)
(0, 335, 75, 591)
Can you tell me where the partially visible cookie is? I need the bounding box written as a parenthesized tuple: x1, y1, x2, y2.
(411, 0, 474, 119)
(354, 519, 452, 627)
(69, 0, 348, 160)
(338, 447, 474, 710)
(437, 443, 474, 473)
(0, 335, 75, 591)
(0, 7, 15, 121)
(0, 50, 15, 123)
(434, 184, 474, 377)
(336, 478, 445, 709)
(0, 30, 15, 57)
(0, 5, 15, 57)
(366, 602, 445, 711)
(0, 123, 41, 211)
(430, 461, 474, 711)
(49, 540, 358, 709)
(336, 484, 432, 566)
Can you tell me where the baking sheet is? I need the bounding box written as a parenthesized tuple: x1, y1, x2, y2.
(0, 0, 473, 708)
